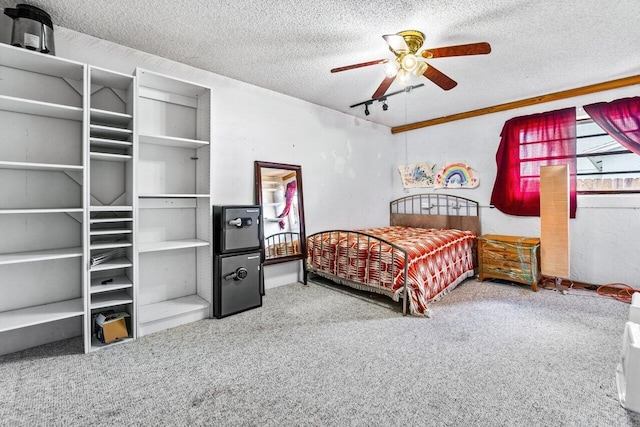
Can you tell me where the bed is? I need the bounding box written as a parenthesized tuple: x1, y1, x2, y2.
(264, 231, 300, 259)
(303, 194, 480, 316)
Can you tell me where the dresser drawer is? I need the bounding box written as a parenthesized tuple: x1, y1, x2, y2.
(481, 244, 537, 265)
(478, 234, 540, 290)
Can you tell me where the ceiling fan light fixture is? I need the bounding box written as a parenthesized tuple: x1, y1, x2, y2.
(414, 62, 429, 76)
(383, 61, 399, 78)
(397, 68, 411, 84)
(400, 53, 418, 71)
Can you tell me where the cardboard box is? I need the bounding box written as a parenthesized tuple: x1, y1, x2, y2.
(95, 312, 130, 344)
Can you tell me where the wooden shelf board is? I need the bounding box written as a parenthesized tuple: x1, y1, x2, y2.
(0, 298, 83, 333)
(138, 239, 209, 253)
(90, 241, 132, 250)
(90, 290, 133, 309)
(90, 152, 132, 162)
(0, 208, 83, 215)
(90, 275, 133, 294)
(0, 160, 83, 172)
(138, 133, 209, 149)
(90, 108, 132, 127)
(139, 294, 209, 325)
(0, 95, 83, 121)
(90, 228, 133, 236)
(90, 257, 133, 272)
(0, 247, 83, 266)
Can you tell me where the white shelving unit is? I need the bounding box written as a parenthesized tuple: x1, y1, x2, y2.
(85, 65, 136, 352)
(1, 48, 214, 355)
(135, 68, 212, 337)
(0, 44, 86, 354)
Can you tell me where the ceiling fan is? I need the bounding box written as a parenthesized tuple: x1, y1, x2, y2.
(331, 30, 491, 99)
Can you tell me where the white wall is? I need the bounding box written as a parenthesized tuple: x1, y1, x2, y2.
(393, 86, 640, 287)
(49, 27, 394, 289)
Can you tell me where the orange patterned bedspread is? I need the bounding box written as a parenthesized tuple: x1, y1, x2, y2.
(306, 226, 475, 315)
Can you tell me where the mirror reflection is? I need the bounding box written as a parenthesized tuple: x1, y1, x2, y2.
(254, 161, 306, 265)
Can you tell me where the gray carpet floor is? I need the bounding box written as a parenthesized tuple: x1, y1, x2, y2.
(1, 278, 639, 426)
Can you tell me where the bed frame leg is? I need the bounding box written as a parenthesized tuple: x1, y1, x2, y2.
(402, 286, 408, 316)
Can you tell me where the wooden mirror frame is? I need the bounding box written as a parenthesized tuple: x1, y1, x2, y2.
(254, 161, 306, 266)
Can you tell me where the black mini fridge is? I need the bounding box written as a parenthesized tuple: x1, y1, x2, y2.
(213, 205, 263, 318)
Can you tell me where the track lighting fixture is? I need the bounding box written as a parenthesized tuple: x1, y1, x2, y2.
(349, 84, 424, 113)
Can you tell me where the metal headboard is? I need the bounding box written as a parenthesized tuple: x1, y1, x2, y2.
(390, 194, 479, 217)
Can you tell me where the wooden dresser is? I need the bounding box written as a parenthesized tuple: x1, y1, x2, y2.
(477, 234, 541, 291)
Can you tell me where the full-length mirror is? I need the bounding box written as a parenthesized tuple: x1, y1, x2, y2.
(254, 161, 306, 265)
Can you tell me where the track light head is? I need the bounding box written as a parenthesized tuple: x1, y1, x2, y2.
(382, 101, 388, 111)
(364, 103, 370, 116)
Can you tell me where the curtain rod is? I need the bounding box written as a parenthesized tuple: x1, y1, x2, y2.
(391, 73, 640, 134)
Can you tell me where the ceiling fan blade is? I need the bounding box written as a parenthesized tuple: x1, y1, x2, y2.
(422, 63, 457, 90)
(421, 42, 491, 59)
(372, 76, 396, 99)
(331, 59, 389, 73)
(382, 34, 410, 55)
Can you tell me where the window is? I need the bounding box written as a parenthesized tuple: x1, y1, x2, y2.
(491, 107, 576, 217)
(576, 117, 640, 193)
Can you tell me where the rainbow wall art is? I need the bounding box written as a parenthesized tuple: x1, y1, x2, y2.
(434, 162, 479, 189)
(398, 162, 436, 188)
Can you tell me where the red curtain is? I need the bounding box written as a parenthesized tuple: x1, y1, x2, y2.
(583, 97, 640, 155)
(491, 107, 577, 217)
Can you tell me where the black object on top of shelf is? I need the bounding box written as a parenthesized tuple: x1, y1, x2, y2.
(4, 4, 56, 55)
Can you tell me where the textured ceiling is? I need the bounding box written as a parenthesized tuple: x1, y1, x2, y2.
(2, 0, 640, 128)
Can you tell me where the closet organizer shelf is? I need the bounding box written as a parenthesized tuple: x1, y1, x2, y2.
(138, 133, 209, 149)
(89, 228, 132, 236)
(90, 206, 133, 212)
(91, 336, 133, 351)
(89, 152, 133, 162)
(0, 208, 83, 214)
(0, 95, 83, 121)
(90, 218, 133, 224)
(89, 108, 132, 126)
(136, 68, 212, 337)
(0, 42, 87, 355)
(90, 291, 133, 309)
(0, 247, 83, 266)
(90, 241, 132, 250)
(90, 138, 133, 149)
(90, 257, 133, 272)
(0, 161, 83, 172)
(90, 124, 133, 140)
(0, 298, 84, 333)
(139, 295, 209, 325)
(90, 275, 132, 293)
(138, 239, 209, 253)
(0, 43, 84, 79)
